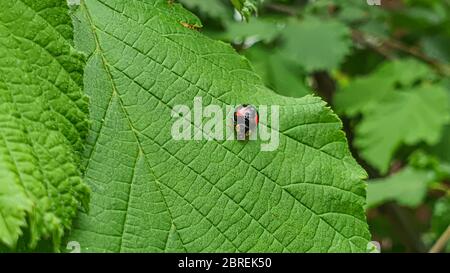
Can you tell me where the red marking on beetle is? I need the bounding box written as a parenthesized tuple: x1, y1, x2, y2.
(233, 104, 259, 139)
(235, 106, 259, 126)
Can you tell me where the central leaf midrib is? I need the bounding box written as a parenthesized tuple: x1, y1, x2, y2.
(81, 2, 187, 253)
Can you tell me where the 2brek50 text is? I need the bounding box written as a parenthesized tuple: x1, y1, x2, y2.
(178, 257, 272, 271)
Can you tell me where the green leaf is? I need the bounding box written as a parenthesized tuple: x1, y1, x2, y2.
(428, 197, 450, 252)
(408, 150, 450, 181)
(334, 75, 394, 117)
(335, 59, 434, 116)
(398, 5, 447, 26)
(223, 18, 282, 45)
(428, 81, 450, 164)
(245, 46, 310, 98)
(68, 0, 369, 252)
(366, 167, 432, 208)
(421, 36, 450, 64)
(306, 0, 376, 24)
(431, 197, 450, 237)
(374, 58, 436, 86)
(335, 59, 450, 173)
(430, 125, 450, 163)
(355, 85, 450, 173)
(280, 17, 351, 72)
(0, 0, 89, 249)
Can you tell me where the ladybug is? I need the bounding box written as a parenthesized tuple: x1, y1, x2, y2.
(233, 104, 259, 140)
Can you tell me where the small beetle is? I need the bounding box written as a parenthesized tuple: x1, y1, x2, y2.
(233, 104, 259, 140)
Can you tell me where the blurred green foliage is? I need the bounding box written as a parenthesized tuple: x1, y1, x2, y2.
(180, 0, 450, 253)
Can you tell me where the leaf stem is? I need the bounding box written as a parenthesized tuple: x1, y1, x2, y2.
(264, 3, 298, 16)
(429, 225, 450, 253)
(352, 29, 450, 77)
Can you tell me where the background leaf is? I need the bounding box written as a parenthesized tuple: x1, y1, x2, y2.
(280, 17, 352, 72)
(0, 0, 89, 249)
(367, 167, 433, 208)
(245, 46, 310, 98)
(335, 59, 450, 173)
(355, 85, 450, 173)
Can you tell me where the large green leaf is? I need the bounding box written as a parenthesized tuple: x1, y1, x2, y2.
(68, 0, 370, 252)
(334, 59, 435, 117)
(366, 167, 433, 208)
(245, 46, 310, 98)
(0, 0, 89, 249)
(355, 86, 449, 173)
(280, 17, 352, 72)
(335, 59, 450, 173)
